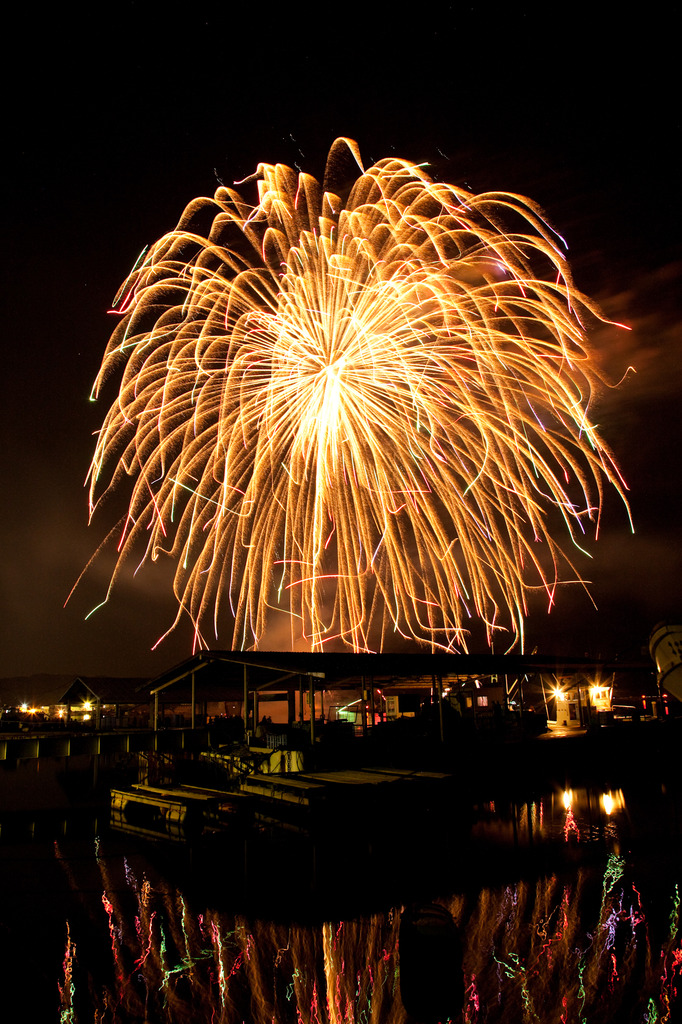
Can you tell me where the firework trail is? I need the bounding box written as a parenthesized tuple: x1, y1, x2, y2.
(79, 138, 630, 653)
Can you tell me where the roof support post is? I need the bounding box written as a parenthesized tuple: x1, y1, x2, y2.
(576, 683, 584, 727)
(361, 676, 368, 738)
(191, 671, 196, 729)
(368, 676, 375, 731)
(435, 674, 444, 743)
(309, 675, 316, 745)
(243, 664, 249, 737)
(153, 691, 159, 732)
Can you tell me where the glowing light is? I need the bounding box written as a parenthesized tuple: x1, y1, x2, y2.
(601, 790, 625, 816)
(563, 789, 573, 810)
(81, 139, 630, 653)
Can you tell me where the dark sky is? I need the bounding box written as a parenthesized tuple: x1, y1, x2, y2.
(2, 3, 680, 677)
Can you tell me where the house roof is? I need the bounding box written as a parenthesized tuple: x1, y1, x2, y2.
(0, 674, 150, 707)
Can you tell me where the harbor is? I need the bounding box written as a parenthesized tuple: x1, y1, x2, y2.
(1, 728, 679, 1022)
(1, 646, 680, 1020)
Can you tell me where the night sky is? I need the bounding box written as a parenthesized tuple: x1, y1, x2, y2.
(3, 3, 680, 678)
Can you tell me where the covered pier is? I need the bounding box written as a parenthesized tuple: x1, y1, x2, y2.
(143, 650, 655, 742)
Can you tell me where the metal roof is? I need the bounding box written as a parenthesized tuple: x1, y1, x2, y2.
(144, 650, 653, 697)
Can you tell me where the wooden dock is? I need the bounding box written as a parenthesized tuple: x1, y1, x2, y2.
(109, 767, 454, 840)
(110, 782, 249, 841)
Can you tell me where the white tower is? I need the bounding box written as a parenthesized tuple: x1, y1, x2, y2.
(649, 622, 682, 702)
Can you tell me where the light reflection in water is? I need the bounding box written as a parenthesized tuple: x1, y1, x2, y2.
(460, 859, 680, 1024)
(471, 787, 630, 851)
(55, 842, 680, 1023)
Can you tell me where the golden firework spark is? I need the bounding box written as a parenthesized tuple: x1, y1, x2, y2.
(81, 138, 630, 653)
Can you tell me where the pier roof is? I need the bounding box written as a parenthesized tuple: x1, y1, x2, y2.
(143, 650, 654, 699)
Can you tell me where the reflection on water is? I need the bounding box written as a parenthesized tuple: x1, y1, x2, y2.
(460, 861, 679, 1024)
(470, 785, 676, 854)
(57, 842, 404, 1023)
(51, 787, 681, 1024)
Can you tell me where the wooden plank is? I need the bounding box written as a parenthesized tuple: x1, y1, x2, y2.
(358, 768, 452, 781)
(243, 773, 325, 792)
(299, 770, 387, 786)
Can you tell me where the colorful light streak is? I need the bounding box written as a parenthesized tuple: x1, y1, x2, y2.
(460, 864, 679, 1024)
(77, 139, 631, 653)
(57, 922, 76, 1024)
(54, 837, 680, 1023)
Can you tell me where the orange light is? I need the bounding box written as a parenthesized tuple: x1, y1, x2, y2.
(601, 790, 625, 815)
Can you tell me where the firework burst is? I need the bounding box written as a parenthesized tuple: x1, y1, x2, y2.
(81, 138, 629, 653)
